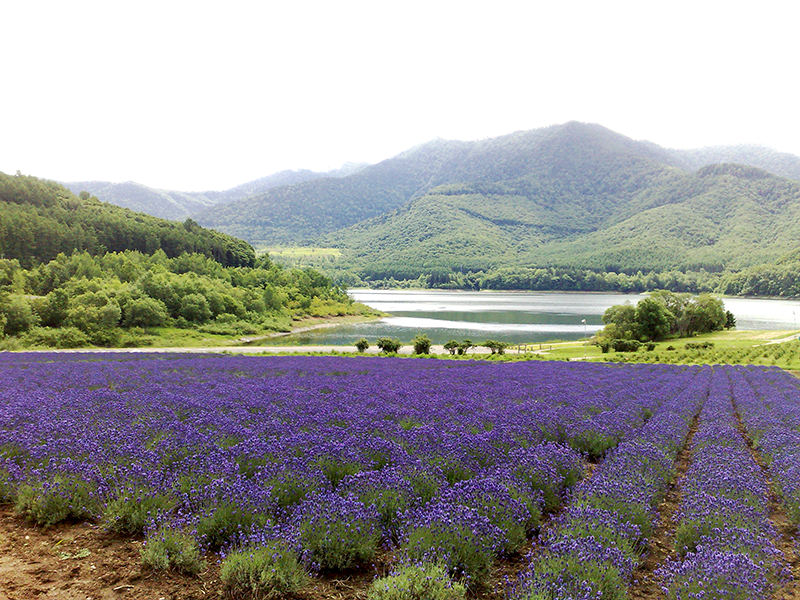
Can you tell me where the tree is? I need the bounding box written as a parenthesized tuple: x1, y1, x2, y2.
(1, 294, 39, 335)
(124, 297, 170, 328)
(443, 340, 460, 355)
(376, 337, 402, 353)
(412, 333, 432, 355)
(685, 294, 726, 335)
(725, 310, 736, 329)
(354, 338, 370, 353)
(179, 293, 212, 323)
(602, 303, 637, 339)
(458, 339, 475, 355)
(634, 297, 673, 341)
(482, 340, 508, 355)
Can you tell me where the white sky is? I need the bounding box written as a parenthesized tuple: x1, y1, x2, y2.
(2, 1, 798, 192)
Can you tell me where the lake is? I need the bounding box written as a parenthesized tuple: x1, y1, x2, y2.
(263, 290, 800, 346)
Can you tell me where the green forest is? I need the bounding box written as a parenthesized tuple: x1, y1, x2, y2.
(0, 172, 254, 268)
(0, 172, 370, 349)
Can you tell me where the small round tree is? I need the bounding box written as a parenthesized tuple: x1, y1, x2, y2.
(355, 338, 370, 353)
(412, 334, 432, 355)
(376, 337, 402, 354)
(443, 340, 460, 355)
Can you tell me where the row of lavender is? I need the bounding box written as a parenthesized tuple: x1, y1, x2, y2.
(511, 364, 707, 598)
(656, 367, 789, 598)
(735, 366, 800, 527)
(0, 354, 683, 579)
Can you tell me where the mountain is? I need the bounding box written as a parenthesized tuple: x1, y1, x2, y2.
(63, 163, 368, 222)
(63, 180, 217, 221)
(667, 144, 800, 181)
(195, 122, 686, 244)
(0, 172, 254, 268)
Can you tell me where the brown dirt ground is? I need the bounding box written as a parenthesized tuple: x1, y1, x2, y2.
(0, 505, 538, 600)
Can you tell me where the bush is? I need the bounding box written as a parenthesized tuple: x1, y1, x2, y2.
(23, 326, 90, 349)
(377, 337, 402, 354)
(685, 341, 715, 350)
(512, 549, 628, 600)
(103, 490, 176, 535)
(611, 338, 641, 352)
(196, 503, 271, 550)
(355, 338, 370, 353)
(15, 476, 98, 526)
(296, 492, 382, 570)
(412, 333, 432, 355)
(141, 526, 205, 575)
(220, 541, 309, 600)
(402, 502, 504, 587)
(123, 297, 170, 328)
(440, 478, 532, 555)
(367, 562, 467, 600)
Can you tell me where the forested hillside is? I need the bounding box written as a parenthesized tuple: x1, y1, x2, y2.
(0, 172, 254, 268)
(0, 171, 371, 348)
(195, 122, 683, 244)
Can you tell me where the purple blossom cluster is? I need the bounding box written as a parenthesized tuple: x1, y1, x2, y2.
(657, 367, 787, 599)
(512, 365, 706, 599)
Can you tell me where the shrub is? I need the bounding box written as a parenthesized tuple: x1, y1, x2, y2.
(296, 492, 382, 570)
(103, 489, 176, 535)
(401, 501, 504, 587)
(685, 341, 715, 350)
(355, 338, 370, 353)
(440, 478, 532, 555)
(512, 547, 629, 600)
(196, 503, 271, 550)
(22, 326, 90, 348)
(611, 338, 641, 352)
(339, 469, 417, 542)
(367, 562, 467, 600)
(15, 476, 98, 526)
(220, 541, 309, 600)
(377, 337, 402, 354)
(412, 333, 433, 355)
(141, 526, 205, 575)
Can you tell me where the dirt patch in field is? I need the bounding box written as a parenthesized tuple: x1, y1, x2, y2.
(628, 412, 699, 600)
(0, 506, 534, 600)
(0, 506, 222, 599)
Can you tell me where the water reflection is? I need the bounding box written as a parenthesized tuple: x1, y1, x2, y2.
(259, 290, 800, 347)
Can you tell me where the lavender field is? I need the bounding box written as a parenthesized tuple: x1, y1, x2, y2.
(0, 353, 798, 599)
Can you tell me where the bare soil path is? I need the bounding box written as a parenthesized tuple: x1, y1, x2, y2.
(627, 413, 700, 600)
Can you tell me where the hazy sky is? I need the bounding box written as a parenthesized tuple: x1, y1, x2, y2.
(3, 1, 797, 191)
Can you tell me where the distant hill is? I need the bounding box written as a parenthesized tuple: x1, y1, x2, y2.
(63, 180, 217, 221)
(667, 144, 800, 181)
(195, 122, 687, 244)
(0, 172, 254, 268)
(64, 163, 368, 222)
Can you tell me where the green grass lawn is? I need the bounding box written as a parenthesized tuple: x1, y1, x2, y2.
(524, 329, 800, 369)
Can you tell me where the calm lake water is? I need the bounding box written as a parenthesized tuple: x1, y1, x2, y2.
(263, 290, 800, 346)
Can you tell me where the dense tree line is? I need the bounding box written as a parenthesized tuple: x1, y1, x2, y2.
(0, 172, 254, 269)
(0, 250, 356, 348)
